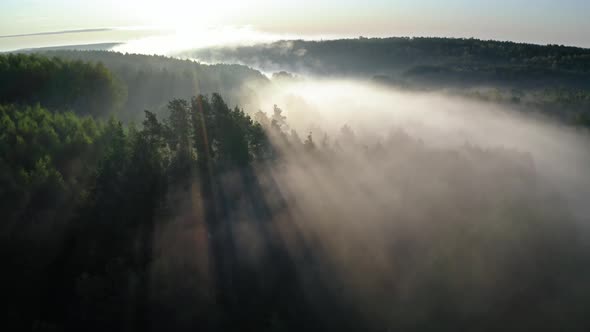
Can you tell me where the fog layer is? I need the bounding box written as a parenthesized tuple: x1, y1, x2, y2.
(251, 79, 590, 218)
(152, 78, 590, 330)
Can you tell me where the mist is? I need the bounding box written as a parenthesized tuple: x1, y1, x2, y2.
(110, 27, 339, 56)
(254, 79, 590, 217)
(146, 76, 590, 330)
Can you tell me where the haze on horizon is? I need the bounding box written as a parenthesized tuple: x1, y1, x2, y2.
(1, 0, 590, 53)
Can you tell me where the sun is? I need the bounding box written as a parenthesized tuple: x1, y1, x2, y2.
(109, 0, 276, 55)
(129, 0, 254, 32)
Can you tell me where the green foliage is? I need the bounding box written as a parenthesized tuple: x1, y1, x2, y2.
(0, 53, 126, 116)
(0, 93, 269, 229)
(0, 104, 105, 222)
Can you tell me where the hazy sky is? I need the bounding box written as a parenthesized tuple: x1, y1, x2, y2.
(1, 0, 589, 51)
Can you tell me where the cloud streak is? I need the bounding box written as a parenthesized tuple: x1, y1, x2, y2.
(0, 28, 111, 39)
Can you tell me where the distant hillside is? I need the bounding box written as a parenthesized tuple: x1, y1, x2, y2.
(184, 37, 590, 88)
(184, 37, 590, 125)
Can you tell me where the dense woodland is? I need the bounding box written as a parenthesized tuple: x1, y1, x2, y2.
(0, 54, 125, 117)
(187, 37, 590, 84)
(2, 51, 590, 331)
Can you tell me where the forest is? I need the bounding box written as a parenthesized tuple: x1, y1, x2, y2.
(2, 49, 590, 332)
(185, 37, 590, 83)
(0, 53, 125, 117)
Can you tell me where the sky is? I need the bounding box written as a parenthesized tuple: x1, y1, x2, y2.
(1, 0, 589, 52)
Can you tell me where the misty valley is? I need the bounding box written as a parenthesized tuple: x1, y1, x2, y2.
(1, 37, 590, 331)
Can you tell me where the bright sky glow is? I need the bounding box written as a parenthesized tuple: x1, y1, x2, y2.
(1, 0, 589, 52)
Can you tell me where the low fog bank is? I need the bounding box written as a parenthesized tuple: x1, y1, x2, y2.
(252, 79, 590, 220)
(151, 79, 590, 330)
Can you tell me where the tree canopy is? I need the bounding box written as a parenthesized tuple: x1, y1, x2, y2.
(0, 53, 126, 116)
